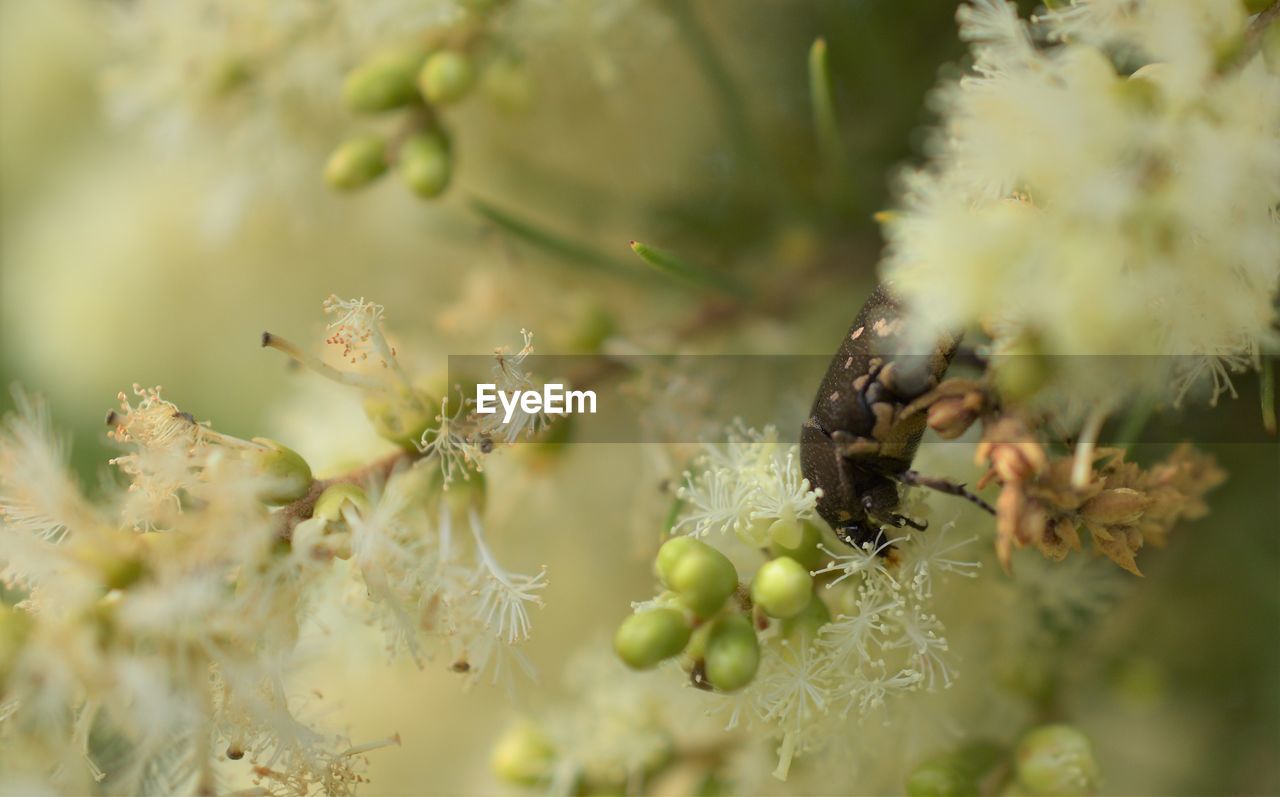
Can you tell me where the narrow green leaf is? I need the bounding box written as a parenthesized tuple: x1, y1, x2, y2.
(470, 198, 640, 278)
(629, 241, 749, 299)
(809, 38, 846, 177)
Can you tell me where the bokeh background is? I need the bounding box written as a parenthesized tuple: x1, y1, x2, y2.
(1, 1, 1276, 794)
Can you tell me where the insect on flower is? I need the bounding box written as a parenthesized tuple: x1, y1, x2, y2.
(800, 284, 994, 549)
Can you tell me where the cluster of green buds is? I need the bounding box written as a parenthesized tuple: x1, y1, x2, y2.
(615, 530, 829, 692)
(324, 0, 529, 199)
(905, 725, 1099, 796)
(490, 712, 725, 796)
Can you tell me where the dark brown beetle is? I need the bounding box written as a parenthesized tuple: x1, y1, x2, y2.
(801, 284, 992, 549)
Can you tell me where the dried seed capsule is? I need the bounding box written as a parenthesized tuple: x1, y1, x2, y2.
(343, 49, 427, 113)
(667, 543, 738, 618)
(249, 437, 313, 505)
(1015, 725, 1098, 796)
(704, 613, 760, 691)
(490, 721, 555, 786)
(398, 131, 452, 199)
(750, 557, 813, 619)
(324, 134, 388, 190)
(418, 50, 474, 105)
(614, 608, 692, 670)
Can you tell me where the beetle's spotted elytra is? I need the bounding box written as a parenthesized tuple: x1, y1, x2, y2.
(801, 284, 993, 550)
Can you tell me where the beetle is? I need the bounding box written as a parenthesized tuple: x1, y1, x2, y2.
(800, 284, 993, 549)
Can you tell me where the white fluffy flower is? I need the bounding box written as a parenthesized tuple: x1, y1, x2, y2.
(882, 0, 1280, 408)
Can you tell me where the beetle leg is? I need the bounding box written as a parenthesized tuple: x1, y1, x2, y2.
(831, 430, 882, 458)
(860, 494, 928, 531)
(895, 469, 996, 515)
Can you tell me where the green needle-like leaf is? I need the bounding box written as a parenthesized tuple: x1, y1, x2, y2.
(629, 241, 749, 299)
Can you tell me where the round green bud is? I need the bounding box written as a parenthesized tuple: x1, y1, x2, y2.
(398, 131, 452, 199)
(668, 544, 738, 618)
(490, 720, 555, 786)
(993, 331, 1052, 403)
(614, 608, 692, 670)
(249, 438, 314, 505)
(750, 557, 813, 619)
(780, 589, 831, 644)
(314, 483, 370, 523)
(343, 49, 427, 113)
(1015, 725, 1098, 796)
(905, 760, 978, 797)
(769, 520, 826, 571)
(363, 384, 437, 449)
(654, 536, 702, 587)
(418, 50, 474, 105)
(704, 613, 759, 692)
(324, 134, 388, 191)
(482, 55, 533, 113)
(906, 742, 1004, 797)
(767, 516, 803, 549)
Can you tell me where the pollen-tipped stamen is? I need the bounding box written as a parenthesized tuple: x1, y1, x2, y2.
(261, 331, 386, 390)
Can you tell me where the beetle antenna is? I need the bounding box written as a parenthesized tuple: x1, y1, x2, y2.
(896, 470, 996, 515)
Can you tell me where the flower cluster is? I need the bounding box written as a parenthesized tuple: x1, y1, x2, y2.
(0, 296, 546, 793)
(881, 0, 1280, 410)
(491, 647, 770, 796)
(614, 427, 983, 781)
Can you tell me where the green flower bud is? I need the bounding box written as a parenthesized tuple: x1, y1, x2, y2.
(750, 557, 813, 619)
(314, 483, 370, 523)
(1015, 725, 1098, 796)
(343, 49, 427, 113)
(324, 134, 388, 191)
(614, 608, 692, 670)
(418, 50, 474, 105)
(780, 589, 831, 644)
(906, 742, 1004, 797)
(482, 54, 533, 113)
(905, 760, 978, 797)
(249, 438, 314, 505)
(768, 520, 826, 571)
(767, 516, 803, 549)
(654, 536, 702, 587)
(704, 613, 759, 691)
(994, 331, 1052, 403)
(363, 383, 437, 449)
(491, 720, 555, 786)
(668, 543, 738, 618)
(398, 131, 452, 199)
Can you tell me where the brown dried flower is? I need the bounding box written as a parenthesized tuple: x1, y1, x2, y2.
(978, 417, 1225, 575)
